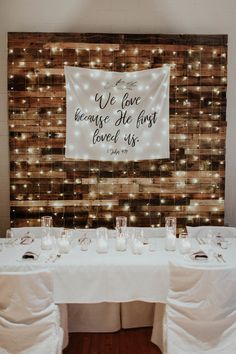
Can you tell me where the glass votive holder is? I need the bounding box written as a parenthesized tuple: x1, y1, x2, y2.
(165, 217, 176, 251)
(179, 232, 191, 254)
(5, 229, 16, 247)
(116, 216, 127, 235)
(40, 217, 53, 251)
(96, 227, 108, 254)
(115, 231, 127, 251)
(64, 229, 73, 244)
(165, 216, 176, 236)
(6, 229, 14, 238)
(132, 229, 144, 255)
(57, 231, 70, 254)
(41, 216, 53, 228)
(149, 238, 157, 252)
(41, 235, 53, 250)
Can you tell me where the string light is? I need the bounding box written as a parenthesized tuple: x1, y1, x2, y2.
(8, 37, 226, 230)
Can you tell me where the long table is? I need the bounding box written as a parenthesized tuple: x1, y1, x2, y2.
(0, 233, 234, 304)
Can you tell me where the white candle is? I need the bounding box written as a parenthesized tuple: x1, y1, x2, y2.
(133, 240, 144, 255)
(116, 235, 126, 251)
(96, 238, 108, 253)
(41, 236, 53, 250)
(165, 232, 176, 251)
(58, 238, 70, 253)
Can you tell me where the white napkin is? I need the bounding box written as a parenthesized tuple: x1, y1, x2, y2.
(22, 244, 41, 260)
(20, 232, 35, 245)
(190, 250, 208, 260)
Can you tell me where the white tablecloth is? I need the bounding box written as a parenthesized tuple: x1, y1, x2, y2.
(0, 235, 234, 304)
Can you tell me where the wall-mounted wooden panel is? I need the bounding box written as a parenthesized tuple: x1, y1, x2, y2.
(8, 33, 227, 231)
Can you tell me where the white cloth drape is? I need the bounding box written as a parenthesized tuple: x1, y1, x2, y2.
(157, 261, 236, 354)
(0, 270, 66, 354)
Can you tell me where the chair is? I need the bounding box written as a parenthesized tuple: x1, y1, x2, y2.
(154, 261, 236, 354)
(187, 226, 236, 238)
(0, 270, 67, 354)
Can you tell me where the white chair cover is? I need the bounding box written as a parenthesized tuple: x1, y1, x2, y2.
(187, 226, 236, 238)
(151, 303, 166, 352)
(0, 270, 65, 354)
(165, 262, 236, 354)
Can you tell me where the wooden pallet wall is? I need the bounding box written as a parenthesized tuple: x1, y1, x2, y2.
(8, 33, 227, 231)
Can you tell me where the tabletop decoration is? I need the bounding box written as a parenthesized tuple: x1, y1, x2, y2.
(115, 216, 128, 251)
(79, 234, 91, 251)
(116, 216, 127, 235)
(131, 229, 144, 255)
(5, 229, 14, 239)
(57, 231, 70, 254)
(165, 217, 176, 251)
(41, 216, 53, 250)
(179, 232, 192, 254)
(96, 227, 109, 253)
(115, 232, 127, 251)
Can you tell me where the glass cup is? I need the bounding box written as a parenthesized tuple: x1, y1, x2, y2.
(41, 216, 53, 250)
(116, 231, 127, 251)
(116, 216, 127, 235)
(5, 229, 16, 247)
(165, 217, 176, 251)
(149, 238, 157, 252)
(96, 227, 108, 253)
(57, 231, 70, 254)
(6, 229, 14, 238)
(132, 228, 144, 255)
(206, 229, 215, 258)
(165, 217, 176, 236)
(41, 216, 53, 228)
(179, 232, 191, 254)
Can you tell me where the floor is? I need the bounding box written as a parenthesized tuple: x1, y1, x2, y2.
(63, 328, 162, 354)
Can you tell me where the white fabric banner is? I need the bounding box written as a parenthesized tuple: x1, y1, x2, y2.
(65, 66, 170, 161)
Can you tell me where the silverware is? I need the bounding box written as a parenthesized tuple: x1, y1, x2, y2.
(52, 253, 61, 262)
(218, 253, 226, 263)
(214, 253, 221, 262)
(45, 253, 61, 263)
